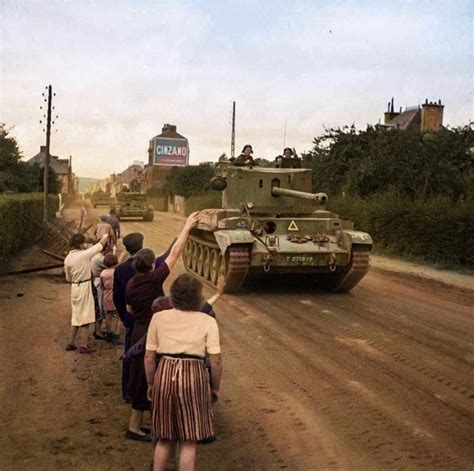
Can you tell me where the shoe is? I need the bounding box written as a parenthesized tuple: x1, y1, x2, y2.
(93, 332, 106, 341)
(140, 427, 151, 434)
(125, 430, 152, 442)
(111, 334, 122, 346)
(66, 344, 77, 351)
(79, 346, 96, 354)
(103, 332, 113, 342)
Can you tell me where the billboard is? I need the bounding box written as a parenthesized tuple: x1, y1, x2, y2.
(153, 137, 189, 166)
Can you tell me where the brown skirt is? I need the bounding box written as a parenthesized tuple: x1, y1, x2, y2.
(128, 354, 150, 411)
(151, 356, 214, 442)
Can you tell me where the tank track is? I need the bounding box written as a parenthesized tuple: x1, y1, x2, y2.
(329, 247, 370, 292)
(182, 235, 251, 293)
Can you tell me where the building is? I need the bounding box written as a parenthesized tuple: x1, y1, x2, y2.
(91, 162, 145, 197)
(141, 165, 173, 192)
(148, 124, 189, 167)
(27, 146, 77, 195)
(381, 98, 444, 133)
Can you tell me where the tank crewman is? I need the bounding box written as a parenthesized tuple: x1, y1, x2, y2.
(275, 155, 283, 168)
(232, 144, 255, 166)
(283, 147, 294, 159)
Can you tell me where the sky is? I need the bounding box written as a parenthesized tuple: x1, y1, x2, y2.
(1, 0, 472, 179)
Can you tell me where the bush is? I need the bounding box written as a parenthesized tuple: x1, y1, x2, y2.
(184, 193, 222, 215)
(328, 194, 474, 268)
(302, 125, 474, 200)
(164, 163, 215, 198)
(0, 193, 58, 265)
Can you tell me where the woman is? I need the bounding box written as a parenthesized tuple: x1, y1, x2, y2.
(125, 212, 199, 441)
(99, 253, 121, 345)
(144, 274, 223, 471)
(64, 232, 108, 353)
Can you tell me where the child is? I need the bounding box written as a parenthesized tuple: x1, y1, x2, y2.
(100, 253, 121, 345)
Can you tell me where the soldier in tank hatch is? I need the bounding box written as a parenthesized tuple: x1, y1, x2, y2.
(232, 144, 255, 166)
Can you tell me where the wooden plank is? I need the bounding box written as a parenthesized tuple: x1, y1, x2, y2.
(7, 263, 64, 275)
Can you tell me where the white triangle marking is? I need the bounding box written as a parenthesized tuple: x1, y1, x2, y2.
(288, 220, 299, 231)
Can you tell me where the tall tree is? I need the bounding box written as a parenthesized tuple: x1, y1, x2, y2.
(302, 125, 473, 200)
(0, 123, 59, 194)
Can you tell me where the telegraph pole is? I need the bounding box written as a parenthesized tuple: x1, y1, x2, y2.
(231, 101, 236, 159)
(42, 85, 53, 229)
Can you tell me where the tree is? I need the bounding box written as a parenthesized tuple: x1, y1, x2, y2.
(301, 125, 474, 200)
(164, 163, 215, 198)
(0, 123, 60, 194)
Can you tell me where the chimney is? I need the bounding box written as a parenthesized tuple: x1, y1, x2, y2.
(162, 123, 177, 133)
(421, 99, 444, 133)
(384, 97, 400, 125)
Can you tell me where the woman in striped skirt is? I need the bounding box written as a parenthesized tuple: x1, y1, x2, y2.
(144, 274, 223, 471)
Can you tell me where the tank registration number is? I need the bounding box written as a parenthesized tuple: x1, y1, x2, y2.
(286, 255, 315, 265)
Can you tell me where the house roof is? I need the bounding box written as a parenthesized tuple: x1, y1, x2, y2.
(387, 108, 422, 130)
(27, 151, 69, 175)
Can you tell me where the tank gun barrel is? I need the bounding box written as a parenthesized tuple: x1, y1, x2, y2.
(272, 187, 328, 203)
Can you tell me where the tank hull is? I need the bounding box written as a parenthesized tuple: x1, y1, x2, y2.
(183, 211, 372, 292)
(116, 193, 154, 221)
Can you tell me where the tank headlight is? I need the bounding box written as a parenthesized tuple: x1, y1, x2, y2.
(264, 221, 276, 234)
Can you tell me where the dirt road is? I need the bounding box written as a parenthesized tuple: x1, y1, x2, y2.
(1, 209, 473, 470)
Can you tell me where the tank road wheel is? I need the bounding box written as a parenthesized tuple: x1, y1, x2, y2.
(324, 247, 370, 293)
(191, 242, 201, 272)
(196, 244, 207, 276)
(183, 239, 193, 269)
(209, 249, 219, 285)
(182, 236, 251, 292)
(191, 242, 199, 273)
(202, 247, 212, 280)
(218, 252, 227, 279)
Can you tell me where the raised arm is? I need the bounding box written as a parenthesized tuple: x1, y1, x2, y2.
(206, 278, 225, 307)
(163, 212, 200, 272)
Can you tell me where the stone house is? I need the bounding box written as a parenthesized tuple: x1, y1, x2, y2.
(381, 98, 444, 133)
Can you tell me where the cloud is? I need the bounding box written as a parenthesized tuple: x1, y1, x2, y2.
(1, 0, 471, 178)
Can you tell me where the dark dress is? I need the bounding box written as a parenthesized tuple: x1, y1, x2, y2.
(126, 263, 170, 411)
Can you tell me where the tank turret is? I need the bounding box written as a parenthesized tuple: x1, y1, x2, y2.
(183, 160, 373, 293)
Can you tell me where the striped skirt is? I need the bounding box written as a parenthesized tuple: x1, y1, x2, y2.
(151, 356, 214, 442)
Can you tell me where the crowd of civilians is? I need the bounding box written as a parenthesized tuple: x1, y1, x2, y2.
(63, 209, 224, 471)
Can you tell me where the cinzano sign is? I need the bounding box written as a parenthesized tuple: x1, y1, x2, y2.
(153, 138, 188, 166)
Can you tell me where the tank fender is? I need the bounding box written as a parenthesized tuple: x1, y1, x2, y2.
(341, 230, 373, 249)
(214, 230, 254, 254)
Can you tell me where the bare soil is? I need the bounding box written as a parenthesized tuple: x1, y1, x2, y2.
(1, 209, 473, 470)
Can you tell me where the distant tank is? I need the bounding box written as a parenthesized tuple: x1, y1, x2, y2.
(115, 190, 154, 222)
(91, 190, 114, 208)
(182, 159, 373, 292)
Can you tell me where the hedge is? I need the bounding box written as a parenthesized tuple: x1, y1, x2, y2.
(328, 194, 474, 268)
(0, 194, 58, 265)
(184, 193, 222, 216)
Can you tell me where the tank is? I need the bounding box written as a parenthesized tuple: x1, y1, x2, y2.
(182, 160, 373, 292)
(91, 190, 114, 208)
(115, 190, 154, 222)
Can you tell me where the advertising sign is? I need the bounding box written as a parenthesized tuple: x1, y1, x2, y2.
(153, 137, 188, 166)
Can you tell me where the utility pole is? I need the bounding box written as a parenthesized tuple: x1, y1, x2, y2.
(42, 85, 53, 232)
(231, 101, 236, 159)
